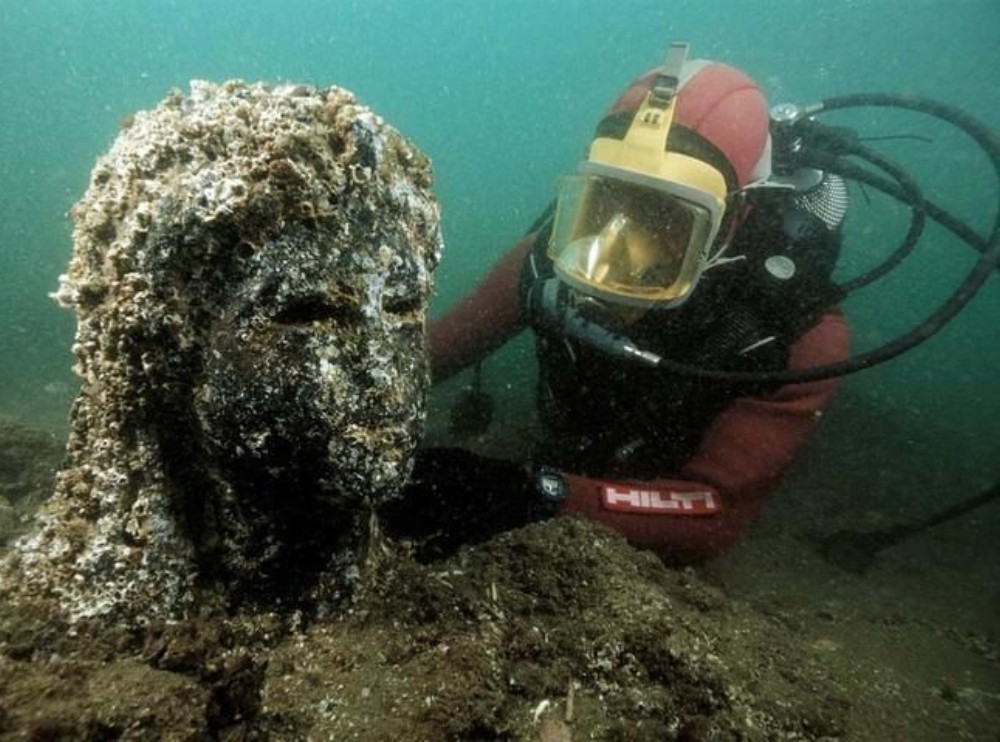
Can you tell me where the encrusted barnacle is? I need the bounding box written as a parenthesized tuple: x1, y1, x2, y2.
(348, 163, 372, 185)
(297, 200, 317, 223)
(236, 238, 260, 260)
(268, 157, 303, 183)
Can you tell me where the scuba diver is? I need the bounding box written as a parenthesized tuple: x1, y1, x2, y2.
(384, 41, 1000, 565)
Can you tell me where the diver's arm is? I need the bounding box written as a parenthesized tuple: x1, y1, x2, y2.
(429, 233, 536, 382)
(560, 311, 850, 564)
(678, 310, 850, 559)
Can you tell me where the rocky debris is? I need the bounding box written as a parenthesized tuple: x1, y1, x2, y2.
(2, 516, 962, 740)
(261, 517, 856, 740)
(0, 80, 442, 626)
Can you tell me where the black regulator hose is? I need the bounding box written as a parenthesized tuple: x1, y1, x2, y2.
(809, 147, 991, 259)
(646, 92, 1000, 385)
(807, 145, 925, 294)
(782, 118, 928, 295)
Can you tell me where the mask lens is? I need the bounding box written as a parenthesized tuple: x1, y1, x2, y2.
(548, 173, 712, 305)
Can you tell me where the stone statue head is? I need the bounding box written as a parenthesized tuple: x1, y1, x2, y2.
(5, 80, 441, 622)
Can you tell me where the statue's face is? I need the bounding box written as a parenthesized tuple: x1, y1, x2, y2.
(195, 224, 433, 510)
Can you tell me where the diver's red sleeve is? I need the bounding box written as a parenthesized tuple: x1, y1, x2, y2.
(562, 311, 851, 564)
(429, 234, 535, 383)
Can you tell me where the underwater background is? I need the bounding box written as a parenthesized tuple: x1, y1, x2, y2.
(1, 0, 999, 520)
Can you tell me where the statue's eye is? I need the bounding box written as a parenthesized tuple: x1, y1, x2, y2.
(273, 296, 361, 326)
(383, 291, 423, 320)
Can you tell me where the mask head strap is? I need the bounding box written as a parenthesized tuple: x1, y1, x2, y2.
(649, 42, 689, 109)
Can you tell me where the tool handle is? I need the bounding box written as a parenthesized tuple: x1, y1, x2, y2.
(901, 480, 1000, 540)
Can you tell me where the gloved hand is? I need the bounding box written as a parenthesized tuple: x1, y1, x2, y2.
(381, 447, 537, 560)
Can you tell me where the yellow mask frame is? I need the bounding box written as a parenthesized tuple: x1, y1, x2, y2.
(548, 42, 730, 307)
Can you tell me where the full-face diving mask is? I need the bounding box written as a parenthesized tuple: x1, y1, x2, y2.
(548, 43, 730, 308)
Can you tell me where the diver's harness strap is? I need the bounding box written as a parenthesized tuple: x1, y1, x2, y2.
(649, 41, 689, 108)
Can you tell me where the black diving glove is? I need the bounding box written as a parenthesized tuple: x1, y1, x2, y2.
(381, 447, 536, 561)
